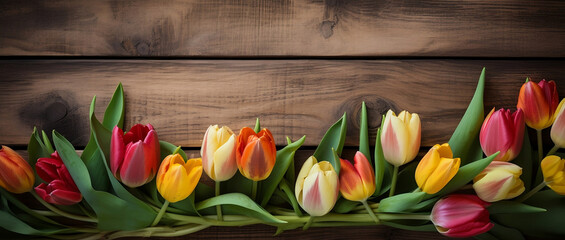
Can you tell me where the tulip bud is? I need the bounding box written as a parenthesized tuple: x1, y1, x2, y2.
(473, 161, 525, 202)
(541, 155, 565, 195)
(381, 110, 421, 166)
(295, 156, 339, 216)
(431, 194, 493, 238)
(201, 125, 237, 181)
(480, 108, 525, 162)
(0, 146, 35, 194)
(550, 99, 565, 148)
(415, 143, 460, 194)
(339, 152, 375, 201)
(517, 79, 559, 130)
(236, 127, 276, 181)
(156, 154, 202, 203)
(34, 152, 82, 205)
(111, 124, 160, 188)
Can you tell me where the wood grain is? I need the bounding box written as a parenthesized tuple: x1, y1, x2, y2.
(1, 59, 564, 147)
(1, 0, 565, 57)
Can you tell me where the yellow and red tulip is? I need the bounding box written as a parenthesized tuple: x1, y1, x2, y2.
(415, 143, 460, 194)
(295, 156, 339, 216)
(472, 161, 525, 202)
(35, 152, 82, 205)
(479, 108, 525, 162)
(111, 124, 160, 188)
(381, 110, 421, 166)
(550, 99, 565, 148)
(201, 125, 237, 181)
(236, 127, 276, 181)
(541, 155, 565, 195)
(339, 151, 375, 201)
(0, 145, 35, 194)
(431, 194, 493, 238)
(517, 79, 559, 130)
(156, 154, 202, 203)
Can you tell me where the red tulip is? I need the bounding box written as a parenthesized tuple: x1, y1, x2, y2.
(479, 108, 525, 162)
(0, 146, 35, 194)
(517, 79, 559, 130)
(431, 194, 493, 238)
(111, 124, 160, 188)
(339, 152, 375, 201)
(35, 152, 82, 205)
(236, 127, 276, 181)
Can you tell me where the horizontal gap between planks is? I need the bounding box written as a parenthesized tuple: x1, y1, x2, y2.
(1, 56, 565, 61)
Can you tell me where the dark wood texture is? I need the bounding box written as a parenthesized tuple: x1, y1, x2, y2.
(1, 60, 564, 147)
(1, 0, 565, 57)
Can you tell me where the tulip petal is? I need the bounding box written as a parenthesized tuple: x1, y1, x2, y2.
(296, 156, 317, 205)
(201, 125, 218, 178)
(213, 134, 237, 181)
(339, 158, 365, 201)
(353, 151, 375, 197)
(111, 126, 126, 176)
(120, 141, 151, 187)
(551, 99, 565, 148)
(382, 111, 408, 166)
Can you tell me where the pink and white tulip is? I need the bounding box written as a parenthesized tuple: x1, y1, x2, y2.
(381, 110, 421, 166)
(431, 194, 493, 238)
(201, 125, 237, 181)
(473, 161, 525, 202)
(295, 156, 339, 216)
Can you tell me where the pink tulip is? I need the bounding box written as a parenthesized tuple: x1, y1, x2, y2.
(35, 152, 82, 205)
(111, 124, 160, 188)
(480, 108, 525, 162)
(431, 194, 493, 238)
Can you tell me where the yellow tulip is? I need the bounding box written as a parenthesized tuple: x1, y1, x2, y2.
(156, 154, 202, 203)
(381, 110, 421, 166)
(415, 144, 460, 194)
(295, 156, 339, 216)
(473, 161, 525, 202)
(541, 155, 565, 195)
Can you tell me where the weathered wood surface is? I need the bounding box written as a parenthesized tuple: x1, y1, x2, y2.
(1, 0, 565, 57)
(2, 59, 565, 147)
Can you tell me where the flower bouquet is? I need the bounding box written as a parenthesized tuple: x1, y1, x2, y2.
(1, 68, 564, 239)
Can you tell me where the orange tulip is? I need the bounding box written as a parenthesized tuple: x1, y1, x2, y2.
(517, 79, 559, 130)
(0, 145, 35, 194)
(339, 152, 375, 201)
(235, 127, 276, 181)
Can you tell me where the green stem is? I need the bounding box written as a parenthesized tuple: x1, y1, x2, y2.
(537, 129, 543, 163)
(547, 144, 560, 156)
(215, 181, 223, 221)
(362, 200, 379, 224)
(389, 165, 399, 197)
(517, 182, 546, 203)
(251, 181, 258, 202)
(30, 191, 97, 223)
(151, 200, 170, 227)
(303, 216, 315, 230)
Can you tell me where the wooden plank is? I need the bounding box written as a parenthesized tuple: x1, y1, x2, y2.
(1, 0, 565, 57)
(1, 59, 565, 147)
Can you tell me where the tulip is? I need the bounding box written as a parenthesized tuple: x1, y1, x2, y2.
(236, 127, 276, 181)
(541, 155, 565, 195)
(339, 151, 375, 201)
(295, 156, 339, 216)
(201, 125, 237, 181)
(479, 108, 525, 162)
(381, 110, 421, 166)
(415, 143, 460, 194)
(0, 146, 35, 194)
(431, 194, 493, 238)
(517, 79, 559, 130)
(550, 99, 565, 149)
(156, 154, 202, 203)
(111, 124, 160, 188)
(473, 161, 525, 202)
(34, 152, 82, 205)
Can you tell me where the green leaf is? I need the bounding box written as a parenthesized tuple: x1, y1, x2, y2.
(330, 148, 342, 175)
(259, 136, 305, 206)
(395, 161, 419, 194)
(0, 189, 61, 226)
(27, 127, 50, 185)
(408, 196, 439, 212)
(333, 198, 359, 213)
(0, 210, 66, 236)
(53, 131, 156, 231)
(428, 152, 498, 199)
(512, 132, 533, 191)
(374, 116, 392, 197)
(279, 179, 302, 216)
(253, 118, 261, 133)
(489, 201, 546, 215)
(195, 193, 285, 223)
(313, 113, 347, 161)
(284, 137, 297, 188)
(160, 140, 188, 160)
(484, 223, 525, 240)
(41, 130, 54, 154)
(102, 83, 125, 129)
(359, 102, 371, 162)
(449, 68, 486, 165)
(378, 192, 426, 213)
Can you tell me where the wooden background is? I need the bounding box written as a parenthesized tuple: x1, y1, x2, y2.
(1, 0, 565, 239)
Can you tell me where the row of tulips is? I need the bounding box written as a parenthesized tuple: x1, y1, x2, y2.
(1, 70, 564, 239)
